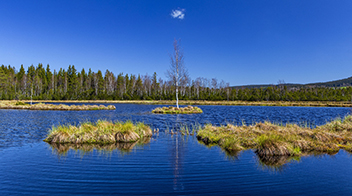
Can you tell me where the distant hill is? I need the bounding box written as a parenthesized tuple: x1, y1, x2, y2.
(232, 76, 352, 89)
(304, 76, 352, 88)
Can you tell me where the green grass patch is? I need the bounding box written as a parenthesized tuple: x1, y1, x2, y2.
(197, 115, 352, 158)
(44, 120, 152, 144)
(15, 101, 29, 106)
(152, 105, 203, 114)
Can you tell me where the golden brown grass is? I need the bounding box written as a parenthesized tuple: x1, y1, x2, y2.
(25, 100, 352, 107)
(152, 105, 203, 114)
(0, 100, 115, 110)
(197, 115, 352, 157)
(44, 120, 152, 144)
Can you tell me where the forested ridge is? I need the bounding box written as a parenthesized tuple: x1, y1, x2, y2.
(232, 77, 352, 89)
(0, 64, 352, 101)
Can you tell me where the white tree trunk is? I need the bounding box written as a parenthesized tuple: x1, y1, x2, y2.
(176, 85, 179, 108)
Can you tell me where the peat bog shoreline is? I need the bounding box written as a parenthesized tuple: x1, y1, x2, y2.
(20, 99, 352, 107)
(0, 101, 116, 111)
(196, 115, 352, 160)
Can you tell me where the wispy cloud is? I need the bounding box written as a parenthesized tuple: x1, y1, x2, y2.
(171, 8, 185, 19)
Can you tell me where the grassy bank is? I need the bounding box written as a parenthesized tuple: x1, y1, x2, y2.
(44, 120, 152, 144)
(0, 101, 116, 110)
(152, 105, 203, 114)
(197, 115, 352, 157)
(27, 100, 352, 107)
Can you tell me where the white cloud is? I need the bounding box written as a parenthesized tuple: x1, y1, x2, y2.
(171, 8, 185, 19)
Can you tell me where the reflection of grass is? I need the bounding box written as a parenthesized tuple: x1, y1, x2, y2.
(257, 155, 294, 172)
(197, 115, 352, 159)
(256, 151, 341, 171)
(152, 106, 203, 114)
(197, 138, 220, 149)
(49, 137, 151, 157)
(0, 100, 115, 110)
(44, 120, 152, 144)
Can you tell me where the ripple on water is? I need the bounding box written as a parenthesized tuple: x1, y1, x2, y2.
(1, 104, 352, 195)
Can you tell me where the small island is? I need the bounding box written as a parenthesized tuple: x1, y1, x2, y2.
(0, 101, 116, 111)
(152, 105, 203, 114)
(197, 115, 352, 157)
(44, 120, 152, 144)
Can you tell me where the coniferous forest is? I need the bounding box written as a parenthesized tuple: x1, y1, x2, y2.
(0, 64, 352, 101)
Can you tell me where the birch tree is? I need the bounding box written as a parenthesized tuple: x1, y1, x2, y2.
(167, 39, 188, 108)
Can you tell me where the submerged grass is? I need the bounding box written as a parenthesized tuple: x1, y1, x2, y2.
(197, 115, 352, 157)
(44, 120, 152, 144)
(152, 105, 203, 114)
(0, 100, 116, 110)
(162, 122, 202, 135)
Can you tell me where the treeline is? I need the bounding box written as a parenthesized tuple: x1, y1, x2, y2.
(0, 64, 351, 101)
(233, 85, 352, 101)
(0, 64, 231, 100)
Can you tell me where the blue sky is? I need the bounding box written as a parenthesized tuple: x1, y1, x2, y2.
(0, 0, 351, 86)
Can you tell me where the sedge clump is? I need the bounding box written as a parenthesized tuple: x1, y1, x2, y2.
(152, 105, 203, 114)
(44, 120, 152, 144)
(197, 115, 352, 157)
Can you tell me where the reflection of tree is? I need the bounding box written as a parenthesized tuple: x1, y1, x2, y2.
(174, 136, 179, 190)
(169, 135, 185, 191)
(48, 137, 151, 157)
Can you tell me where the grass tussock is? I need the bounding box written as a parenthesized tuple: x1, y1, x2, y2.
(44, 120, 152, 144)
(152, 105, 203, 114)
(197, 115, 352, 157)
(0, 100, 115, 110)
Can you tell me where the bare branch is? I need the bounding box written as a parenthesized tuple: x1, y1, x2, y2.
(166, 39, 188, 108)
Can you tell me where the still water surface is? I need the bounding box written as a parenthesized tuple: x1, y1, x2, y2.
(1, 104, 352, 195)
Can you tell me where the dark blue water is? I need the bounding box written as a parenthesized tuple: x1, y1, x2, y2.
(1, 104, 352, 195)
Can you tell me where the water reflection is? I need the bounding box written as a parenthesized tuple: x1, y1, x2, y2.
(1, 104, 350, 149)
(169, 135, 187, 191)
(256, 155, 299, 172)
(2, 104, 352, 195)
(223, 149, 242, 161)
(48, 137, 151, 156)
(200, 140, 342, 171)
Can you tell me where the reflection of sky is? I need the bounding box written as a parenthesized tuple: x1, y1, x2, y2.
(2, 131, 352, 194)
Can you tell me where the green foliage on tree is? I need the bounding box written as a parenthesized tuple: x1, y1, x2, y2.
(0, 64, 352, 102)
